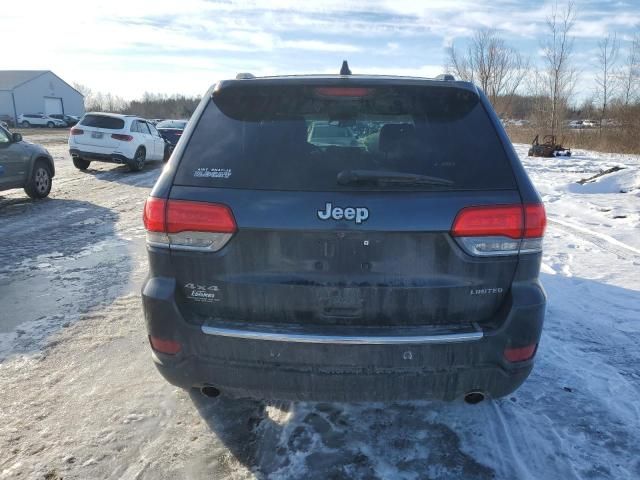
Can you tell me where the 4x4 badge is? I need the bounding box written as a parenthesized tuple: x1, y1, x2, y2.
(317, 202, 369, 224)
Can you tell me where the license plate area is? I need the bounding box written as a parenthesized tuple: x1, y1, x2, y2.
(91, 132, 103, 139)
(321, 288, 363, 318)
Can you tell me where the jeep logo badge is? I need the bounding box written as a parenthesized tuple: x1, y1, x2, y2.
(317, 202, 369, 224)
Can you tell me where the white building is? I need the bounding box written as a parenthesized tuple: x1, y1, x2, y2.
(0, 70, 85, 125)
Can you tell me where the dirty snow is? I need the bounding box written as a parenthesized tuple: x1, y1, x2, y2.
(0, 134, 639, 479)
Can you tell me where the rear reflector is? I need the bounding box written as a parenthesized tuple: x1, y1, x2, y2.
(70, 128, 84, 135)
(143, 197, 237, 252)
(452, 204, 546, 256)
(111, 133, 133, 141)
(314, 87, 373, 97)
(149, 336, 181, 355)
(504, 344, 537, 362)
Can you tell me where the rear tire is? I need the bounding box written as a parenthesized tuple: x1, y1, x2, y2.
(163, 144, 173, 162)
(21, 121, 30, 128)
(24, 160, 52, 199)
(128, 147, 145, 172)
(73, 158, 90, 170)
(46, 121, 54, 128)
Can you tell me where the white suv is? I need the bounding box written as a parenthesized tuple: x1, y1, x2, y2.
(18, 113, 67, 128)
(69, 113, 166, 172)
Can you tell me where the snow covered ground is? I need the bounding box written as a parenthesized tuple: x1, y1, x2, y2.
(0, 135, 638, 479)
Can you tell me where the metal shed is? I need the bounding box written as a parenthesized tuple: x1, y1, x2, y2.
(0, 70, 85, 126)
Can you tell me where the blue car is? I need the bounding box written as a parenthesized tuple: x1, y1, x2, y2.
(141, 66, 546, 404)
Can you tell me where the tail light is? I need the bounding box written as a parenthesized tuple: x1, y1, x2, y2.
(504, 344, 537, 362)
(111, 133, 133, 141)
(451, 204, 546, 256)
(143, 197, 237, 252)
(70, 128, 84, 135)
(149, 336, 181, 355)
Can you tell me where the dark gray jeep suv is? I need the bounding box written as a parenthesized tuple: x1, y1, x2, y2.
(142, 69, 546, 403)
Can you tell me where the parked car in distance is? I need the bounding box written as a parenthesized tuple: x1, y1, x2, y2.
(500, 118, 530, 127)
(156, 119, 187, 160)
(307, 121, 360, 147)
(0, 121, 7, 130)
(18, 113, 67, 128)
(141, 69, 547, 404)
(0, 114, 15, 128)
(49, 114, 79, 127)
(68, 113, 166, 172)
(568, 119, 597, 129)
(0, 124, 55, 198)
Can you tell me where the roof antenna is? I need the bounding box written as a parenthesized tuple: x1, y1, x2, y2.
(340, 60, 352, 75)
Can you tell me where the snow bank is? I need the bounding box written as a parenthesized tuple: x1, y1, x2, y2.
(567, 167, 640, 194)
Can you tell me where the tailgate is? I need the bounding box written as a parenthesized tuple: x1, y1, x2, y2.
(168, 188, 520, 328)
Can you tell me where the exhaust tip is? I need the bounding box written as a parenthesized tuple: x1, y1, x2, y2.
(464, 391, 485, 404)
(200, 386, 221, 398)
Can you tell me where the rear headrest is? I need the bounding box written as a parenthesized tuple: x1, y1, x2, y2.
(378, 123, 415, 153)
(285, 118, 310, 145)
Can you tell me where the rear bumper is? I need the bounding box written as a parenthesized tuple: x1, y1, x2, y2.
(69, 148, 131, 164)
(152, 351, 532, 402)
(142, 276, 545, 402)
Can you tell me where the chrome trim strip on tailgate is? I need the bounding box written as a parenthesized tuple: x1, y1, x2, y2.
(200, 325, 483, 344)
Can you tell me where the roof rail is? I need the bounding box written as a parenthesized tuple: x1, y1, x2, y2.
(236, 72, 255, 80)
(435, 74, 455, 81)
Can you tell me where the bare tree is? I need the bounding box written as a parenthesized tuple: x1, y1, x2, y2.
(72, 82, 127, 112)
(538, 1, 577, 136)
(72, 82, 95, 111)
(125, 93, 201, 119)
(447, 28, 528, 115)
(84, 91, 128, 113)
(72, 82, 92, 98)
(619, 33, 640, 107)
(595, 33, 619, 131)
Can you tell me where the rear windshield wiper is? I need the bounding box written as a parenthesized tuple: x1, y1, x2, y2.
(337, 170, 454, 187)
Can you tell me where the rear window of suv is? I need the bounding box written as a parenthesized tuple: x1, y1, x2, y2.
(80, 115, 125, 130)
(174, 84, 516, 191)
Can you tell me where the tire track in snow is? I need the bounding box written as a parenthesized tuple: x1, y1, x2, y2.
(547, 217, 640, 261)
(486, 402, 536, 480)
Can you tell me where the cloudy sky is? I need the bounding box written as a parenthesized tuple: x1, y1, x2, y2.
(2, 0, 639, 100)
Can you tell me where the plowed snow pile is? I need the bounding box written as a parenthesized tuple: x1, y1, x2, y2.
(568, 166, 640, 194)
